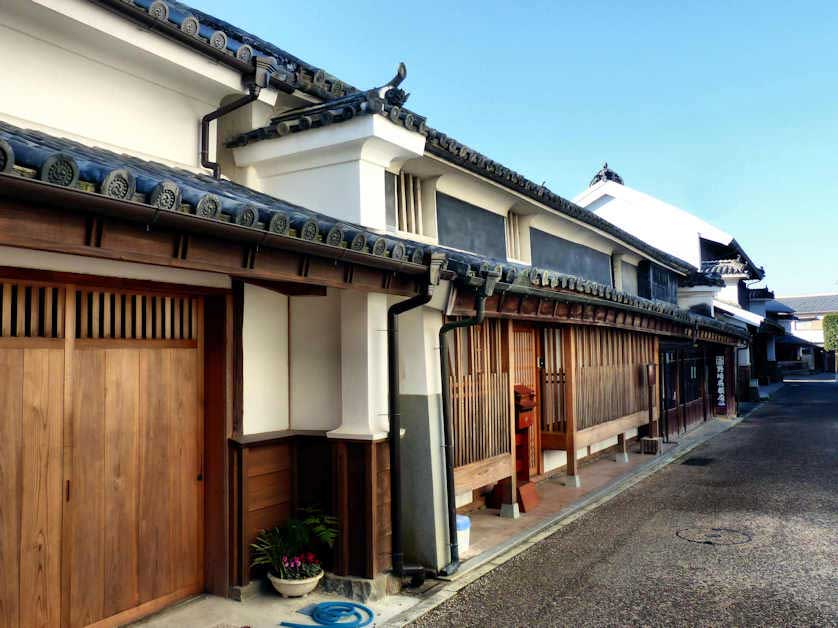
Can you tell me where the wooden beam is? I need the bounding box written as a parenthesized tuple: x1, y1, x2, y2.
(244, 279, 328, 297)
(505, 320, 517, 506)
(574, 409, 652, 449)
(540, 431, 566, 450)
(453, 453, 514, 494)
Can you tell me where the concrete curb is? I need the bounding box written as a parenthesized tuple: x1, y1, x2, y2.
(382, 412, 757, 627)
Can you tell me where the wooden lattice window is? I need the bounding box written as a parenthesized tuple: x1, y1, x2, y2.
(0, 281, 65, 338)
(506, 211, 523, 260)
(74, 289, 199, 340)
(386, 171, 425, 235)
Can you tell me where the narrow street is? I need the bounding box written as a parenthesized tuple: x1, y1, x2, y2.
(412, 377, 838, 627)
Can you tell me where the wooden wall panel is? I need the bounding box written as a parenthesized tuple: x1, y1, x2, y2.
(19, 350, 62, 628)
(172, 348, 204, 591)
(572, 327, 656, 430)
(243, 442, 293, 567)
(0, 349, 22, 627)
(0, 347, 64, 628)
(374, 441, 392, 574)
(102, 350, 140, 618)
(138, 349, 175, 604)
(68, 349, 106, 628)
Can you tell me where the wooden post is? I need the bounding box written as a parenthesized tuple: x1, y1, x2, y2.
(503, 320, 518, 515)
(562, 328, 580, 486)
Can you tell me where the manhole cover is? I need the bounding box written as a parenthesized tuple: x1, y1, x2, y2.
(682, 457, 714, 466)
(676, 527, 752, 545)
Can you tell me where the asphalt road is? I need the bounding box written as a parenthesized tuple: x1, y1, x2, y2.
(412, 377, 838, 627)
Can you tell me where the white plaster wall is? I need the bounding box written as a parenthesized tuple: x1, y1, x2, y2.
(242, 284, 289, 434)
(455, 491, 473, 509)
(235, 116, 425, 232)
(717, 279, 743, 306)
(258, 161, 368, 227)
(396, 304, 443, 397)
(678, 286, 720, 312)
(334, 290, 390, 438)
(0, 0, 250, 170)
(574, 181, 739, 270)
(792, 328, 824, 345)
(289, 289, 341, 431)
(542, 428, 638, 474)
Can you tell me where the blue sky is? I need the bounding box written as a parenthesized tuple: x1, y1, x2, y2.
(197, 0, 837, 295)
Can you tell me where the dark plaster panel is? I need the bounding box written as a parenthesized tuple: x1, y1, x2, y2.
(530, 229, 613, 286)
(436, 192, 507, 260)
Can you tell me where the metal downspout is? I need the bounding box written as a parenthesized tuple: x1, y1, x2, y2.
(200, 90, 259, 179)
(387, 289, 433, 581)
(438, 291, 488, 577)
(200, 56, 279, 179)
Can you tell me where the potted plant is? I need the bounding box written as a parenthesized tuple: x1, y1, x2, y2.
(251, 508, 338, 598)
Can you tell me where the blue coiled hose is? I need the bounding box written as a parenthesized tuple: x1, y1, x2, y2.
(280, 601, 375, 628)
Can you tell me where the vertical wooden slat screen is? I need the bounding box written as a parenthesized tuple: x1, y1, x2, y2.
(447, 318, 511, 468)
(0, 281, 64, 338)
(395, 172, 424, 236)
(73, 289, 198, 340)
(542, 328, 565, 433)
(572, 327, 655, 429)
(511, 326, 538, 475)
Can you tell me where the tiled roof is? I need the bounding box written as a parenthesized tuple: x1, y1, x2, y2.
(590, 162, 624, 186)
(776, 294, 838, 315)
(0, 121, 748, 339)
(701, 258, 749, 276)
(0, 120, 426, 266)
(228, 93, 696, 275)
(107, 0, 356, 99)
(679, 270, 724, 288)
(99, 1, 694, 275)
(748, 287, 775, 300)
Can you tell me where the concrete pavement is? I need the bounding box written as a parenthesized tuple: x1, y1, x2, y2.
(409, 378, 838, 627)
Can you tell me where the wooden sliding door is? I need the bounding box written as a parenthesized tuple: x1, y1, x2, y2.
(0, 345, 64, 628)
(0, 280, 205, 628)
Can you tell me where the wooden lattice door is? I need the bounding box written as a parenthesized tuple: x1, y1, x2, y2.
(64, 288, 205, 627)
(0, 280, 205, 628)
(512, 324, 540, 479)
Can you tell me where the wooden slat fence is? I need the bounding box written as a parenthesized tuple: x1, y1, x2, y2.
(74, 289, 199, 340)
(447, 319, 511, 468)
(573, 327, 654, 430)
(0, 280, 65, 338)
(542, 327, 565, 433)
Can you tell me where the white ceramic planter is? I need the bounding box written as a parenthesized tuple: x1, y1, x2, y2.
(268, 570, 323, 598)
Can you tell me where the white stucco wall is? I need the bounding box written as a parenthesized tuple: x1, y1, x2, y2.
(289, 289, 341, 431)
(1, 0, 274, 170)
(575, 181, 737, 272)
(234, 116, 426, 231)
(542, 428, 638, 474)
(242, 283, 289, 434)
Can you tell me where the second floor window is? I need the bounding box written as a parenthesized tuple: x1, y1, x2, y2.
(506, 211, 523, 260)
(385, 171, 424, 235)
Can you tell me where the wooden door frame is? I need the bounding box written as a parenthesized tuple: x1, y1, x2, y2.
(0, 267, 233, 614)
(511, 321, 544, 478)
